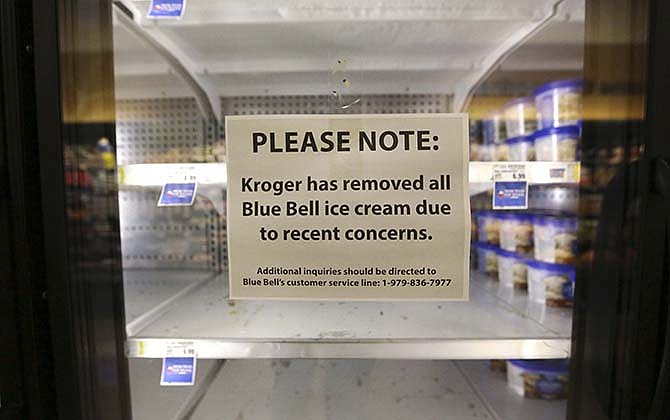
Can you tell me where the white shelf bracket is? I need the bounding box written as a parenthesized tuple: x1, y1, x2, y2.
(113, 2, 222, 124)
(453, 0, 567, 112)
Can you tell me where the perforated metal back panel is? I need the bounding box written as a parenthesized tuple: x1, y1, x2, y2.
(361, 95, 450, 114)
(222, 94, 450, 117)
(118, 189, 224, 271)
(116, 98, 215, 164)
(117, 97, 224, 272)
(222, 95, 361, 116)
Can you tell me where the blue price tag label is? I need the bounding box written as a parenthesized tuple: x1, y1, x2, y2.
(161, 357, 196, 386)
(493, 180, 528, 209)
(158, 182, 197, 207)
(148, 0, 186, 19)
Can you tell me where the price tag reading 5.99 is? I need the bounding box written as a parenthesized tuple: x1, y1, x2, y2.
(492, 164, 526, 182)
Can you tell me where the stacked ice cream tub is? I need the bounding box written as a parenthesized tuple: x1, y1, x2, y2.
(471, 78, 584, 397)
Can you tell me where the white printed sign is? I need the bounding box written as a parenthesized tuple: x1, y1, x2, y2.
(226, 114, 470, 300)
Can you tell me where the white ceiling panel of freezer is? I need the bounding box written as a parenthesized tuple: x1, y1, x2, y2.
(113, 0, 583, 105)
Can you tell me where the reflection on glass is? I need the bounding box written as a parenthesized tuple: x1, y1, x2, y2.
(105, 0, 647, 418)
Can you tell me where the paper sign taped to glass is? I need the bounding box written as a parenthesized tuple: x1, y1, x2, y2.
(226, 114, 471, 300)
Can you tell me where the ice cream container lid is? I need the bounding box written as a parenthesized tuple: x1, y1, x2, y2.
(533, 78, 583, 96)
(497, 212, 534, 222)
(475, 210, 499, 219)
(505, 134, 534, 145)
(525, 259, 576, 275)
(508, 359, 569, 373)
(510, 212, 535, 222)
(504, 96, 535, 108)
(532, 215, 578, 229)
(495, 247, 518, 258)
(533, 125, 581, 139)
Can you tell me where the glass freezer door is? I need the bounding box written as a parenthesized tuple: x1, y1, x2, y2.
(28, 0, 669, 419)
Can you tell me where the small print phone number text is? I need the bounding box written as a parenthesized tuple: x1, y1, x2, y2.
(382, 279, 452, 287)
